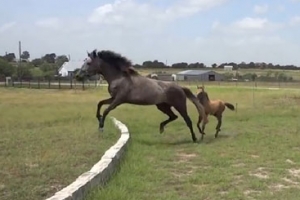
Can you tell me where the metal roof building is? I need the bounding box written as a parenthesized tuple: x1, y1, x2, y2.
(176, 69, 224, 81)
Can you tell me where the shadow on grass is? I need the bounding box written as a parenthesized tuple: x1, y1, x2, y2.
(136, 138, 194, 146)
(201, 131, 238, 144)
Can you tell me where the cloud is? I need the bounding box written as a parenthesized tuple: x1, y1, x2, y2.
(163, 0, 227, 20)
(253, 4, 268, 14)
(35, 18, 61, 29)
(0, 22, 16, 33)
(289, 16, 300, 26)
(2, 0, 300, 66)
(234, 17, 268, 29)
(88, 0, 228, 27)
(212, 17, 284, 35)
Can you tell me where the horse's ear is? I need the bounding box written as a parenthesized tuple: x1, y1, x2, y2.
(92, 50, 97, 58)
(197, 85, 204, 91)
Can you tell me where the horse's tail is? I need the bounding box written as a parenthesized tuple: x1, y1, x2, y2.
(181, 87, 208, 124)
(224, 102, 235, 111)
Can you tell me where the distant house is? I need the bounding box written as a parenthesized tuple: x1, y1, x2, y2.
(58, 61, 83, 77)
(176, 70, 224, 81)
(224, 65, 233, 71)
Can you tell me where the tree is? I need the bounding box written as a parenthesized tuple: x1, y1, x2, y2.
(31, 58, 44, 67)
(16, 65, 33, 78)
(212, 63, 217, 68)
(55, 55, 69, 67)
(42, 53, 56, 63)
(0, 58, 16, 76)
(2, 53, 16, 62)
(21, 51, 30, 60)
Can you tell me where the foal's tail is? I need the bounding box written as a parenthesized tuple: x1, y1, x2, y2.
(224, 102, 235, 111)
(182, 87, 208, 124)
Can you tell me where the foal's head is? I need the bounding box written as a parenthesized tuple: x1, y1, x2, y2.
(196, 85, 210, 103)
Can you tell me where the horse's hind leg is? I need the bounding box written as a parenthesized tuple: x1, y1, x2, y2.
(156, 103, 178, 134)
(173, 104, 197, 143)
(215, 115, 222, 138)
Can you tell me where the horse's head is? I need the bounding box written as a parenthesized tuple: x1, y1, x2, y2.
(196, 85, 209, 103)
(75, 50, 103, 81)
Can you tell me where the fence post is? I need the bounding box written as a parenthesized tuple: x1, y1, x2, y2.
(70, 77, 73, 89)
(38, 78, 40, 89)
(20, 79, 23, 88)
(58, 77, 61, 89)
(82, 80, 85, 90)
(48, 78, 51, 89)
(28, 79, 31, 88)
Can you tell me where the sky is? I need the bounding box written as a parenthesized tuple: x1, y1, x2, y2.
(0, 0, 300, 66)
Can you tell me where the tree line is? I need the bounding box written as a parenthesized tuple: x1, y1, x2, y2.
(0, 51, 69, 79)
(1, 50, 300, 79)
(134, 60, 299, 70)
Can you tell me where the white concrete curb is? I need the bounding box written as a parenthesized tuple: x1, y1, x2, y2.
(45, 117, 130, 200)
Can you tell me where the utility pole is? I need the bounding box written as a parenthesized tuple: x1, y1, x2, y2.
(18, 41, 22, 65)
(18, 41, 22, 79)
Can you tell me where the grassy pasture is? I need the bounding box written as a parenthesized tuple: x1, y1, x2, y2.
(0, 88, 120, 200)
(85, 85, 300, 200)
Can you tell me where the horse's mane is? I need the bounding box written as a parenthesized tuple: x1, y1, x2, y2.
(96, 50, 139, 76)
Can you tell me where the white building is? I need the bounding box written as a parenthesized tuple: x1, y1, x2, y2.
(224, 65, 233, 71)
(58, 61, 84, 77)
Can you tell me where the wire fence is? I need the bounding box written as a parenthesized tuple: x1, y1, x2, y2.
(1, 77, 300, 90)
(0, 77, 104, 90)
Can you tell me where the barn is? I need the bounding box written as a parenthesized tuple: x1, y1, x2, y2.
(176, 70, 224, 81)
(58, 61, 83, 77)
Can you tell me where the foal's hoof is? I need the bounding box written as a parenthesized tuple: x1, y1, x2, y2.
(99, 127, 104, 133)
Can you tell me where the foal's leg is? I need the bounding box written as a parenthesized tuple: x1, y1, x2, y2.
(156, 103, 178, 134)
(197, 115, 206, 141)
(96, 98, 113, 128)
(201, 120, 207, 141)
(99, 99, 122, 132)
(214, 115, 222, 138)
(173, 104, 197, 143)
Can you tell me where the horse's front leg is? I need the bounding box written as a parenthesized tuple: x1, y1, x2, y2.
(96, 98, 113, 129)
(99, 98, 123, 132)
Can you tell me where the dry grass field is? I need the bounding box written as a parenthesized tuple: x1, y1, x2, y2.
(1, 83, 300, 200)
(0, 88, 119, 200)
(85, 85, 300, 200)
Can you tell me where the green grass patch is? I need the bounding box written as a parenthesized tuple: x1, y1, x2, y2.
(85, 85, 300, 200)
(0, 88, 120, 200)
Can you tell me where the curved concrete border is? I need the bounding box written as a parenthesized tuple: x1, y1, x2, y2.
(45, 117, 130, 200)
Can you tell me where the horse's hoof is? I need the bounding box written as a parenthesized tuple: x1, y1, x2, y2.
(99, 127, 104, 133)
(159, 128, 164, 134)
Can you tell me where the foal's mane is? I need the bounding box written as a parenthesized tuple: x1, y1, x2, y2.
(96, 50, 139, 76)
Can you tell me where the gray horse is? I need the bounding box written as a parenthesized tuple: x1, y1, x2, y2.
(75, 50, 208, 142)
